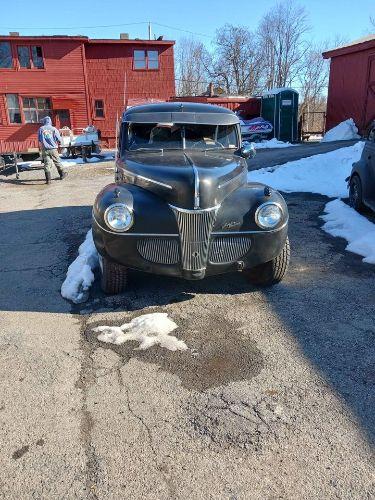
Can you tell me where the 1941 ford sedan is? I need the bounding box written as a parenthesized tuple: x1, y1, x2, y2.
(92, 102, 290, 293)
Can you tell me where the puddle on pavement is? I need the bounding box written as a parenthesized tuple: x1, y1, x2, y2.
(86, 313, 263, 391)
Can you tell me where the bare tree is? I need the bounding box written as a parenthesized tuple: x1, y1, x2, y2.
(370, 16, 375, 30)
(209, 24, 263, 95)
(298, 44, 329, 115)
(175, 38, 208, 96)
(258, 1, 310, 89)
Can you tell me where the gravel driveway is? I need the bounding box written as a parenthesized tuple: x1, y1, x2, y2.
(0, 161, 374, 499)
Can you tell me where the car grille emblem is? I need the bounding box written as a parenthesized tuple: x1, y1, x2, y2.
(170, 205, 219, 271)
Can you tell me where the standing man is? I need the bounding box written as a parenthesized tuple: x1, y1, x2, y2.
(38, 116, 68, 184)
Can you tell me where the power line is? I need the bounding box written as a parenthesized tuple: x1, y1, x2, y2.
(0, 21, 149, 30)
(153, 22, 212, 39)
(0, 20, 213, 39)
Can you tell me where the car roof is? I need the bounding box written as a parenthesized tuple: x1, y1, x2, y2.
(122, 101, 240, 126)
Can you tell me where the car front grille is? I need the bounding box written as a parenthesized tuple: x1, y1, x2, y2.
(209, 236, 251, 264)
(170, 205, 218, 271)
(137, 238, 180, 264)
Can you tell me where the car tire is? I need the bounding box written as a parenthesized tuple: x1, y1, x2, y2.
(349, 175, 365, 212)
(243, 237, 290, 286)
(100, 257, 128, 294)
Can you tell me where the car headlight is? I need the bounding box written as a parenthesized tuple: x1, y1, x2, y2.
(255, 202, 283, 229)
(104, 203, 134, 232)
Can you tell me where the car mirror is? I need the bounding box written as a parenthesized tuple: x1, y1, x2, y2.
(240, 142, 256, 159)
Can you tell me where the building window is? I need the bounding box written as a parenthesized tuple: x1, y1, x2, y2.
(31, 46, 44, 69)
(94, 99, 105, 118)
(134, 50, 146, 69)
(6, 94, 21, 123)
(22, 97, 51, 123)
(17, 46, 31, 68)
(133, 50, 159, 70)
(0, 42, 13, 68)
(147, 50, 159, 70)
(16, 45, 44, 69)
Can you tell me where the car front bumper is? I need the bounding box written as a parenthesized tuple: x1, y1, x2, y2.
(92, 215, 288, 280)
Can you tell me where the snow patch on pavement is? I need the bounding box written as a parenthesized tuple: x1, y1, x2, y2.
(321, 199, 375, 264)
(61, 230, 99, 303)
(248, 142, 365, 198)
(322, 118, 360, 142)
(93, 313, 188, 351)
(254, 138, 297, 149)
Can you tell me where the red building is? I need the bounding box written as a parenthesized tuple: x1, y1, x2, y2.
(323, 35, 375, 135)
(0, 34, 175, 152)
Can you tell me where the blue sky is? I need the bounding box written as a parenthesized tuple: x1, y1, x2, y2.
(1, 0, 373, 49)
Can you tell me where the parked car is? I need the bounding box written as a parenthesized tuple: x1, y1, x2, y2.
(239, 116, 273, 142)
(92, 102, 290, 293)
(348, 133, 375, 213)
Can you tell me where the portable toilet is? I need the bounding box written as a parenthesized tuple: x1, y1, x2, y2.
(261, 88, 299, 142)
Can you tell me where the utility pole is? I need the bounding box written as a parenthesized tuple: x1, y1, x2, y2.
(148, 22, 152, 40)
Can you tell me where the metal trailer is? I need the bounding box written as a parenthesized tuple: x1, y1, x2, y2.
(0, 141, 40, 180)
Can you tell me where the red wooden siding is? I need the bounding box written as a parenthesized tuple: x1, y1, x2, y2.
(0, 37, 89, 152)
(0, 36, 175, 153)
(323, 38, 375, 134)
(85, 41, 175, 147)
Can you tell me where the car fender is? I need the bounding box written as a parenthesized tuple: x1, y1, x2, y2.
(93, 183, 177, 234)
(347, 160, 366, 186)
(214, 182, 288, 233)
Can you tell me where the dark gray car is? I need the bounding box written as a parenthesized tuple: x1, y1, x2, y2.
(92, 102, 290, 294)
(348, 131, 375, 212)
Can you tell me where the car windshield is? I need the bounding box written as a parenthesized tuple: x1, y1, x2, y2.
(126, 123, 239, 151)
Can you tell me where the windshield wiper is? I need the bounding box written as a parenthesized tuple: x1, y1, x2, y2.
(131, 147, 163, 153)
(203, 147, 235, 152)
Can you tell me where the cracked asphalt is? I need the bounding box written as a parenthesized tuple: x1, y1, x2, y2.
(0, 154, 374, 499)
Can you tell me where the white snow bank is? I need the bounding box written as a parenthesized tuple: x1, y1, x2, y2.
(321, 199, 375, 264)
(322, 119, 360, 142)
(249, 142, 364, 198)
(254, 138, 297, 149)
(61, 230, 99, 303)
(93, 313, 188, 351)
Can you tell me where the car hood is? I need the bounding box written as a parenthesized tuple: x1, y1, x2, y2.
(119, 150, 247, 209)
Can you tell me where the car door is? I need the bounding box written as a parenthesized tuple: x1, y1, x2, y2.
(363, 132, 375, 210)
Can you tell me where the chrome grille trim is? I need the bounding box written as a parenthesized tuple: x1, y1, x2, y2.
(137, 238, 179, 264)
(209, 236, 252, 264)
(170, 205, 219, 271)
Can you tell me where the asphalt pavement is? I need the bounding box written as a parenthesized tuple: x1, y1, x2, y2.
(247, 139, 359, 170)
(0, 152, 374, 499)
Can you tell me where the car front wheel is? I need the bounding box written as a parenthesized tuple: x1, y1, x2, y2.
(100, 257, 128, 294)
(243, 237, 290, 286)
(349, 175, 365, 212)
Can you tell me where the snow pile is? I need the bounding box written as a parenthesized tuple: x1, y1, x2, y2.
(93, 313, 188, 351)
(322, 119, 361, 142)
(321, 199, 375, 264)
(249, 142, 364, 198)
(254, 138, 296, 149)
(61, 230, 99, 303)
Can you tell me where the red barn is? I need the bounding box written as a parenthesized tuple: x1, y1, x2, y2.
(323, 35, 375, 135)
(0, 34, 175, 153)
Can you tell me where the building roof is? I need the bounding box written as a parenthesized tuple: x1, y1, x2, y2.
(0, 35, 174, 45)
(0, 34, 88, 41)
(323, 33, 375, 59)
